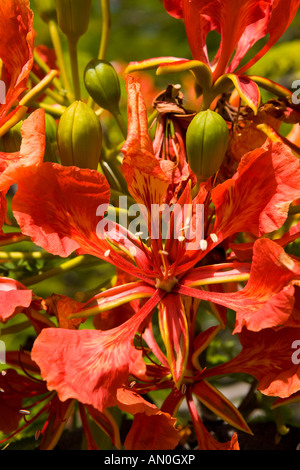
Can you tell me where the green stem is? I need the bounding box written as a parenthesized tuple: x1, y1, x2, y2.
(99, 0, 111, 60)
(0, 251, 55, 260)
(29, 71, 66, 105)
(0, 233, 30, 247)
(21, 255, 87, 287)
(30, 101, 66, 118)
(33, 49, 63, 93)
(68, 37, 81, 101)
(48, 20, 74, 103)
(113, 109, 127, 139)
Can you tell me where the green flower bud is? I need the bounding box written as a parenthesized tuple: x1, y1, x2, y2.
(186, 110, 229, 181)
(33, 0, 57, 23)
(57, 101, 102, 170)
(84, 59, 121, 115)
(54, 0, 92, 42)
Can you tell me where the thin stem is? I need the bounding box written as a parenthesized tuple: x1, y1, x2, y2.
(30, 101, 66, 117)
(33, 49, 63, 93)
(48, 20, 74, 103)
(0, 251, 55, 260)
(99, 0, 111, 60)
(113, 109, 127, 139)
(21, 255, 87, 287)
(19, 71, 59, 107)
(68, 38, 81, 101)
(29, 72, 66, 105)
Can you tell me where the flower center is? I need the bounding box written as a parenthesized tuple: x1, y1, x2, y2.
(155, 276, 178, 292)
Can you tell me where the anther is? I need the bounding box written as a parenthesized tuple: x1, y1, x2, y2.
(210, 233, 218, 243)
(199, 239, 208, 251)
(104, 249, 110, 257)
(19, 409, 31, 416)
(0, 387, 5, 393)
(177, 235, 185, 242)
(129, 246, 137, 257)
(159, 250, 169, 256)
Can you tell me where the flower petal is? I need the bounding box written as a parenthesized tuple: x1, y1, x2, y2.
(212, 141, 300, 239)
(121, 76, 169, 220)
(0, 0, 34, 129)
(12, 162, 111, 258)
(31, 290, 164, 412)
(0, 277, 32, 323)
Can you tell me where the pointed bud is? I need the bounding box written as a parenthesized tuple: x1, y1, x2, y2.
(84, 59, 121, 115)
(57, 101, 102, 170)
(33, 0, 57, 23)
(54, 0, 92, 42)
(186, 110, 229, 181)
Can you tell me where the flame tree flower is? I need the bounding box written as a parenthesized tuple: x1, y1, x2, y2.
(3, 75, 298, 443)
(126, 0, 300, 114)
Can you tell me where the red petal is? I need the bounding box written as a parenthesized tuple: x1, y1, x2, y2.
(163, 0, 183, 18)
(0, 277, 32, 322)
(0, 109, 45, 191)
(177, 238, 300, 332)
(121, 76, 169, 219)
(158, 293, 189, 386)
(0, 0, 34, 127)
(212, 141, 300, 239)
(237, 0, 300, 74)
(12, 162, 110, 258)
(124, 412, 179, 450)
(31, 291, 163, 412)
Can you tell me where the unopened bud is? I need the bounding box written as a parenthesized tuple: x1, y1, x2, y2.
(33, 0, 57, 23)
(54, 0, 92, 42)
(84, 60, 121, 116)
(186, 110, 229, 181)
(57, 101, 102, 170)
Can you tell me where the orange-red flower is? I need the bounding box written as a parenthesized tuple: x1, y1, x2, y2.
(128, 0, 300, 113)
(0, 0, 35, 135)
(9, 77, 300, 430)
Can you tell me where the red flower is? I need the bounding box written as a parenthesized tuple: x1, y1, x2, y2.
(0, 0, 35, 135)
(0, 108, 45, 231)
(10, 77, 300, 421)
(128, 0, 300, 113)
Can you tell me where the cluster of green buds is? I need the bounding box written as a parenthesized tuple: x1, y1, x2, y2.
(186, 109, 229, 182)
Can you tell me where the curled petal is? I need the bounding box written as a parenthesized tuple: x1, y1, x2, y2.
(31, 291, 163, 412)
(0, 109, 46, 191)
(12, 162, 110, 258)
(0, 277, 32, 322)
(0, 0, 34, 129)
